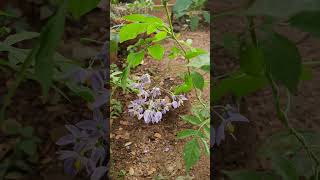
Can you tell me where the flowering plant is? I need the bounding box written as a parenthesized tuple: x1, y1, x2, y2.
(56, 41, 109, 180)
(128, 74, 187, 123)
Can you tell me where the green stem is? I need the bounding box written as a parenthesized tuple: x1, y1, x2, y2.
(163, 2, 206, 109)
(0, 45, 39, 122)
(248, 15, 320, 174)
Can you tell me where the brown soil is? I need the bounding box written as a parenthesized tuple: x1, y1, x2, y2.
(213, 0, 320, 179)
(110, 29, 210, 180)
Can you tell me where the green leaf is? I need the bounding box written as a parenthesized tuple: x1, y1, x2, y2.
(4, 32, 39, 46)
(246, 0, 320, 18)
(187, 54, 210, 69)
(222, 32, 240, 56)
(204, 126, 210, 139)
(185, 48, 207, 59)
(203, 11, 210, 23)
(301, 65, 313, 80)
(180, 115, 202, 125)
(289, 11, 320, 38)
(258, 130, 320, 179)
(169, 46, 181, 60)
(212, 72, 268, 102)
(0, 10, 14, 17)
(124, 14, 163, 24)
(174, 74, 193, 94)
(184, 138, 201, 173)
(200, 138, 210, 156)
(67, 83, 95, 102)
(148, 44, 164, 60)
(35, 2, 67, 97)
(1, 119, 22, 135)
(262, 32, 302, 92)
(239, 44, 265, 76)
(120, 67, 130, 89)
(177, 129, 198, 139)
(147, 24, 158, 35)
(68, 0, 100, 18)
(191, 71, 204, 90)
(271, 154, 299, 180)
(223, 170, 278, 180)
(119, 23, 148, 43)
(19, 126, 34, 138)
(190, 16, 199, 31)
(153, 31, 167, 42)
(127, 51, 145, 68)
(18, 139, 37, 156)
(173, 0, 193, 18)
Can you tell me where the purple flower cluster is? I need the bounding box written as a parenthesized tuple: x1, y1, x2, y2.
(56, 110, 107, 180)
(56, 41, 109, 180)
(128, 74, 187, 123)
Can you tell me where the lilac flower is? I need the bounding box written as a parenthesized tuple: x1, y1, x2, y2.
(143, 109, 153, 123)
(63, 67, 89, 84)
(171, 95, 187, 109)
(140, 74, 151, 84)
(215, 111, 249, 145)
(56, 125, 89, 152)
(95, 41, 108, 67)
(91, 166, 107, 180)
(151, 87, 161, 98)
(132, 82, 144, 91)
(89, 90, 109, 110)
(76, 109, 107, 140)
(172, 101, 178, 109)
(57, 150, 89, 176)
(153, 111, 162, 123)
(57, 42, 109, 180)
(128, 74, 188, 124)
(90, 70, 105, 92)
(90, 146, 106, 168)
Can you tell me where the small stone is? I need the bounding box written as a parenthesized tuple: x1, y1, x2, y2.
(125, 142, 132, 147)
(120, 121, 131, 126)
(176, 161, 182, 169)
(147, 168, 156, 175)
(129, 167, 134, 175)
(110, 133, 115, 138)
(167, 166, 174, 173)
(164, 147, 170, 152)
(141, 157, 148, 163)
(154, 133, 162, 139)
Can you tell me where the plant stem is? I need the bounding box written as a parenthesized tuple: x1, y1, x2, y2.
(163, 2, 207, 109)
(267, 73, 320, 168)
(247, 15, 320, 173)
(0, 45, 38, 122)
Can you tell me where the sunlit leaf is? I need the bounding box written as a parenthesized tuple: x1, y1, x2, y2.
(184, 138, 201, 173)
(147, 44, 164, 60)
(180, 115, 202, 125)
(191, 71, 204, 90)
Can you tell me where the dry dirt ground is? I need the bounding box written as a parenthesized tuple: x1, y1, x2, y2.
(110, 29, 210, 180)
(213, 0, 320, 179)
